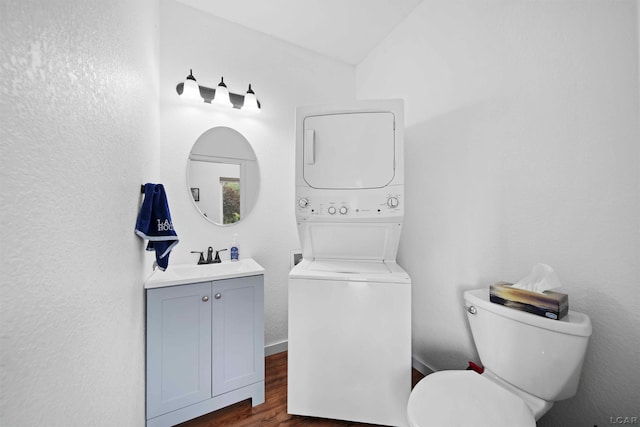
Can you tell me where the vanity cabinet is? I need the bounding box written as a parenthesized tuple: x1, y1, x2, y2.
(145, 265, 264, 427)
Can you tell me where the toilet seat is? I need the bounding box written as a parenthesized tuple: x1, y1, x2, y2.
(407, 370, 536, 427)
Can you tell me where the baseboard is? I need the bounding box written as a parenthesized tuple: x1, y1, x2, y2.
(265, 340, 288, 356)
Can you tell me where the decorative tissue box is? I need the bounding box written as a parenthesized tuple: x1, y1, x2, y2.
(489, 282, 568, 320)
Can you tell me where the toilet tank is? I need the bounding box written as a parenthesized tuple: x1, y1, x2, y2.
(464, 289, 592, 401)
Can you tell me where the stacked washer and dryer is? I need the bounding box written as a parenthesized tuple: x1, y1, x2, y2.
(288, 99, 411, 427)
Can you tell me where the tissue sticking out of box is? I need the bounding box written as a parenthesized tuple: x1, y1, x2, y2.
(512, 263, 562, 293)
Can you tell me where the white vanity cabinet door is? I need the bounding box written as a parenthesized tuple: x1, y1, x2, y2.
(146, 282, 212, 419)
(211, 275, 265, 396)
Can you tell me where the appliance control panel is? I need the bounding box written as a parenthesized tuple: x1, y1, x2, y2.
(295, 186, 403, 221)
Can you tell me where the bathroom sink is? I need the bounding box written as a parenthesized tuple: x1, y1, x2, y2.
(144, 258, 264, 289)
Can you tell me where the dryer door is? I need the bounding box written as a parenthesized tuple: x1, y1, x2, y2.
(302, 112, 395, 189)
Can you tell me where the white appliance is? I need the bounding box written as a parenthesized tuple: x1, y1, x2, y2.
(288, 99, 411, 427)
(407, 289, 592, 426)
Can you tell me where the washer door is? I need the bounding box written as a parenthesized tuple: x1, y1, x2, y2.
(302, 111, 396, 189)
(407, 371, 536, 427)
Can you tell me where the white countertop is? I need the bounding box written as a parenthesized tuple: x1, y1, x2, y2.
(144, 258, 265, 289)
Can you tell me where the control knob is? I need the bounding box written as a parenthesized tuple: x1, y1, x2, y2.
(298, 198, 309, 208)
(328, 206, 337, 215)
(387, 197, 400, 208)
(339, 206, 348, 215)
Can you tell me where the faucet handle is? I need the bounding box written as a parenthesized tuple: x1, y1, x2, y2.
(214, 248, 227, 263)
(190, 251, 205, 265)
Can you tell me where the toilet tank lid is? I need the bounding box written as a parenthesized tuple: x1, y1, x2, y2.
(464, 288, 592, 337)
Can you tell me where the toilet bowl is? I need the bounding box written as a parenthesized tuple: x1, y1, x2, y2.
(407, 288, 592, 427)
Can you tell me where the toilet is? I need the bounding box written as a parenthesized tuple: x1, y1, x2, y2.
(407, 288, 592, 427)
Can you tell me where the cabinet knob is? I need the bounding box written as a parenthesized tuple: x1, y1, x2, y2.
(202, 296, 209, 302)
(215, 293, 222, 300)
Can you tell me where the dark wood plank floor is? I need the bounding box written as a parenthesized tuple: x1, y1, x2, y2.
(177, 351, 425, 427)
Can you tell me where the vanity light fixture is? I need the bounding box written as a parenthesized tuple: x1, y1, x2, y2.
(175, 70, 261, 112)
(180, 69, 203, 101)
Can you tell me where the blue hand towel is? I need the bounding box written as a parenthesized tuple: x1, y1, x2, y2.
(135, 183, 179, 271)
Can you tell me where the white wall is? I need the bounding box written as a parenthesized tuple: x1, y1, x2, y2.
(0, 0, 159, 426)
(357, 1, 639, 426)
(158, 0, 355, 350)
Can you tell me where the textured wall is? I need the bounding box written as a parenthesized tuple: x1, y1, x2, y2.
(158, 0, 355, 350)
(0, 0, 158, 425)
(357, 1, 639, 426)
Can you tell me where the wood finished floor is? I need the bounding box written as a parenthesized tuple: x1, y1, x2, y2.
(177, 351, 425, 427)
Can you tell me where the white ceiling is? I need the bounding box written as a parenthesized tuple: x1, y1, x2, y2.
(176, 0, 423, 65)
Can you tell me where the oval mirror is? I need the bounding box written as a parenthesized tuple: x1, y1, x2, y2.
(187, 127, 259, 225)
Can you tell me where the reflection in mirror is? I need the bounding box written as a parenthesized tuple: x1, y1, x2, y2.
(190, 161, 241, 224)
(188, 127, 259, 225)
